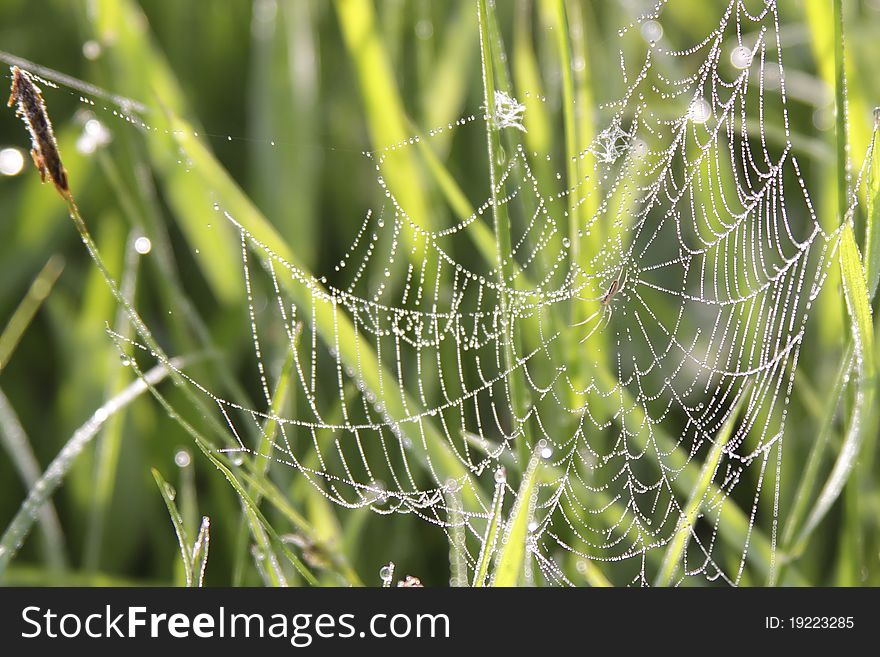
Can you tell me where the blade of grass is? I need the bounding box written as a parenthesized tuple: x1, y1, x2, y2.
(232, 345, 298, 585)
(152, 467, 193, 586)
(422, 3, 477, 151)
(334, 0, 432, 235)
(0, 360, 177, 577)
(796, 225, 875, 547)
(546, 0, 580, 256)
(478, 0, 532, 468)
(778, 344, 853, 560)
(84, 235, 139, 571)
(248, 0, 319, 269)
(446, 483, 469, 587)
(0, 254, 65, 372)
(832, 0, 849, 229)
(491, 450, 541, 586)
(191, 516, 210, 587)
(0, 388, 67, 572)
(472, 476, 506, 587)
(655, 384, 751, 586)
(865, 125, 880, 297)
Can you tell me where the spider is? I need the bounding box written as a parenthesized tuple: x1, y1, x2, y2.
(572, 267, 628, 343)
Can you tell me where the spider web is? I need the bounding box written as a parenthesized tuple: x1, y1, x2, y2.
(114, 0, 848, 586)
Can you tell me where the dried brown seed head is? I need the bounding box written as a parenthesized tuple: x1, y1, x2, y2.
(7, 66, 70, 198)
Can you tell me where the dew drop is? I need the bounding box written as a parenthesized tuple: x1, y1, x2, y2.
(640, 20, 663, 43)
(174, 449, 191, 468)
(82, 40, 102, 60)
(687, 97, 711, 124)
(415, 19, 433, 40)
(379, 562, 395, 585)
(0, 147, 25, 176)
(730, 46, 752, 69)
(134, 236, 152, 255)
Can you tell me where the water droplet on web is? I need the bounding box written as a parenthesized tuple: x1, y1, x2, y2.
(730, 46, 752, 69)
(527, 520, 539, 532)
(494, 466, 507, 483)
(687, 97, 711, 123)
(379, 562, 395, 586)
(562, 237, 571, 248)
(640, 20, 663, 43)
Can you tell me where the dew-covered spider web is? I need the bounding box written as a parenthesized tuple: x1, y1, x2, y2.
(87, 0, 858, 586)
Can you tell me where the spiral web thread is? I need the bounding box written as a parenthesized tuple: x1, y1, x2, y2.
(130, 0, 851, 586)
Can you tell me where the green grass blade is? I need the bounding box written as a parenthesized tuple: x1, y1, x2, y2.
(0, 361, 176, 578)
(191, 516, 210, 587)
(151, 467, 193, 586)
(472, 477, 506, 587)
(655, 384, 751, 586)
(478, 0, 532, 467)
(84, 237, 140, 571)
(0, 388, 67, 572)
(232, 345, 297, 585)
(0, 254, 65, 372)
(491, 451, 541, 587)
(865, 126, 880, 298)
(546, 0, 579, 253)
(778, 345, 852, 557)
(446, 483, 469, 587)
(797, 225, 876, 546)
(334, 0, 432, 235)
